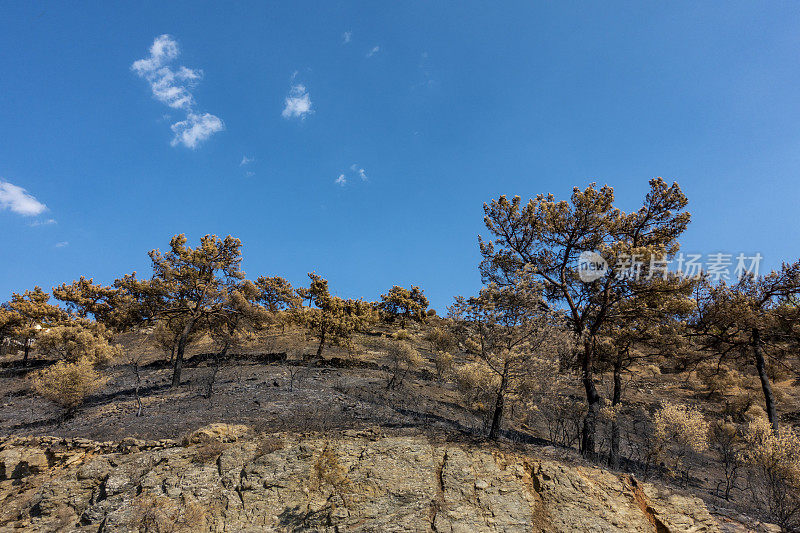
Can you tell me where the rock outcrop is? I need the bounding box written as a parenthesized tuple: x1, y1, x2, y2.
(0, 426, 757, 532)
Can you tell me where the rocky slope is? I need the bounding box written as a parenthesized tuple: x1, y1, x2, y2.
(0, 424, 769, 532)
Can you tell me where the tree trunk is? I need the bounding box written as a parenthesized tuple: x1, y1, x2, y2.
(580, 338, 601, 458)
(608, 357, 623, 468)
(205, 344, 229, 399)
(752, 327, 779, 432)
(171, 319, 196, 388)
(23, 341, 30, 366)
(489, 362, 510, 440)
(315, 327, 326, 358)
(132, 362, 143, 417)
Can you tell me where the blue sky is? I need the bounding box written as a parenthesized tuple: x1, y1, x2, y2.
(2, 1, 800, 310)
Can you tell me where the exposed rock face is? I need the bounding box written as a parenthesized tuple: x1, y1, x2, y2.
(0, 426, 738, 532)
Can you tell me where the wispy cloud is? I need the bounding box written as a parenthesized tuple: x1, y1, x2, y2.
(282, 83, 313, 120)
(240, 155, 254, 166)
(350, 164, 368, 181)
(366, 45, 381, 58)
(245, 171, 255, 178)
(29, 218, 57, 227)
(132, 35, 224, 148)
(336, 165, 369, 186)
(54, 241, 69, 248)
(0, 180, 47, 216)
(342, 31, 352, 44)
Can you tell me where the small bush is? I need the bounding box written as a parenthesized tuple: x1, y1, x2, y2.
(453, 362, 499, 430)
(650, 402, 709, 482)
(710, 420, 743, 500)
(385, 340, 422, 389)
(423, 327, 457, 354)
(640, 363, 662, 378)
(191, 440, 227, 464)
(30, 357, 107, 410)
(739, 418, 800, 529)
(393, 329, 411, 341)
(695, 362, 744, 399)
(254, 436, 284, 458)
(540, 395, 585, 448)
(311, 444, 350, 494)
(433, 350, 454, 380)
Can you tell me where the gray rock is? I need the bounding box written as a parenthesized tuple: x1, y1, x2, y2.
(0, 427, 759, 532)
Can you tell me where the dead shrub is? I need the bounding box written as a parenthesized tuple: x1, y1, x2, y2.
(30, 357, 107, 410)
(191, 440, 228, 464)
(710, 420, 743, 500)
(433, 350, 454, 380)
(695, 362, 744, 399)
(424, 326, 457, 354)
(539, 394, 585, 448)
(650, 402, 709, 483)
(254, 435, 284, 458)
(739, 418, 800, 530)
(453, 361, 499, 431)
(393, 329, 411, 341)
(385, 339, 422, 389)
(132, 493, 207, 533)
(310, 444, 350, 496)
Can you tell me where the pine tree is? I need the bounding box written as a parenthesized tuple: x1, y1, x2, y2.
(693, 261, 800, 433)
(379, 285, 429, 328)
(479, 178, 691, 456)
(119, 234, 251, 387)
(7, 287, 66, 365)
(449, 274, 567, 440)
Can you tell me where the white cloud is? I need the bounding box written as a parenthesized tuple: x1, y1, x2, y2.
(55, 241, 69, 248)
(342, 31, 352, 43)
(29, 218, 57, 227)
(336, 165, 369, 186)
(245, 171, 255, 178)
(366, 45, 380, 58)
(282, 84, 313, 120)
(170, 113, 225, 149)
(0, 180, 47, 216)
(133, 35, 223, 148)
(132, 35, 201, 110)
(131, 34, 179, 74)
(240, 155, 254, 166)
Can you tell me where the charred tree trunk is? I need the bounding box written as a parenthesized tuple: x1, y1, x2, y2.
(581, 338, 601, 458)
(489, 361, 510, 440)
(132, 361, 143, 417)
(315, 327, 326, 358)
(608, 357, 623, 468)
(23, 341, 31, 366)
(172, 318, 196, 388)
(752, 327, 779, 432)
(205, 344, 229, 399)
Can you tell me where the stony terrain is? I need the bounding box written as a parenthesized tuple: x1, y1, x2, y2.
(0, 423, 775, 532)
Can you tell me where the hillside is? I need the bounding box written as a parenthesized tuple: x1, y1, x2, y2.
(0, 326, 795, 532)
